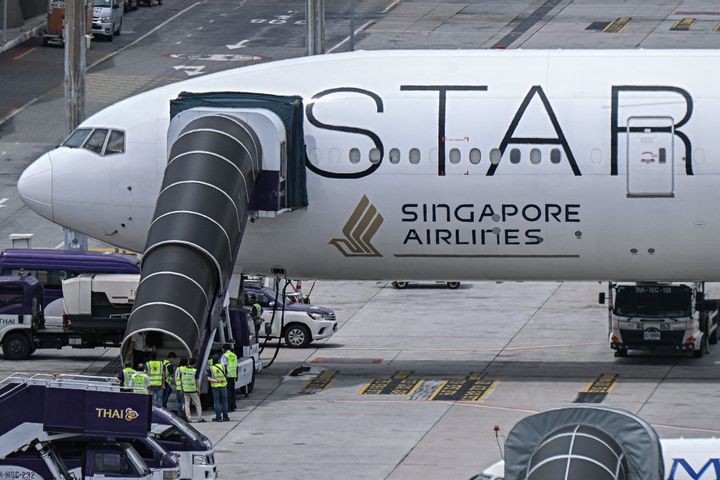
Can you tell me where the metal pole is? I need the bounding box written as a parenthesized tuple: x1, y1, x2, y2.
(306, 0, 324, 55)
(64, 0, 86, 134)
(3, 0, 8, 45)
(350, 0, 355, 51)
(64, 0, 88, 249)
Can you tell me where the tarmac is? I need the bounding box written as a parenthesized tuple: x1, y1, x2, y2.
(3, 1, 720, 479)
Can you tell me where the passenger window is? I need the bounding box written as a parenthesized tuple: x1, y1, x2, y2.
(449, 149, 461, 164)
(369, 148, 381, 164)
(349, 148, 361, 164)
(63, 128, 92, 148)
(83, 129, 109, 154)
(10, 269, 68, 290)
(469, 149, 481, 164)
(105, 130, 125, 155)
(0, 285, 23, 311)
(510, 148, 521, 164)
(550, 148, 562, 164)
(389, 148, 401, 164)
(490, 149, 501, 165)
(409, 148, 421, 164)
(530, 148, 541, 164)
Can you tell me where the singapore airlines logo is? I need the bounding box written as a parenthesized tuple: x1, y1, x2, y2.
(330, 196, 383, 257)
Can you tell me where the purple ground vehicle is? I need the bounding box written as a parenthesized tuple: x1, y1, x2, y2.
(0, 373, 157, 479)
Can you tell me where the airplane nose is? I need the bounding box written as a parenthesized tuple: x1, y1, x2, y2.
(18, 153, 53, 221)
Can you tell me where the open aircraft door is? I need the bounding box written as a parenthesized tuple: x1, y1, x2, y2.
(626, 116, 674, 198)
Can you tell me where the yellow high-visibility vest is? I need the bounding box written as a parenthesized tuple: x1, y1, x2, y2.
(223, 351, 238, 378)
(210, 364, 227, 388)
(181, 367, 198, 393)
(122, 367, 135, 388)
(146, 360, 163, 387)
(131, 372, 149, 394)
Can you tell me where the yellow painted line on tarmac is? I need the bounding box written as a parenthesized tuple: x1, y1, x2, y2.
(14, 47, 37, 60)
(604, 17, 632, 33)
(671, 17, 695, 31)
(427, 380, 449, 401)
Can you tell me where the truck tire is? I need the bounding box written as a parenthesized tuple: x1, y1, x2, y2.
(693, 336, 708, 358)
(284, 324, 311, 348)
(446, 281, 460, 289)
(392, 281, 408, 289)
(2, 333, 32, 360)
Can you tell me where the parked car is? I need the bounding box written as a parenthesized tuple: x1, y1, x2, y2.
(92, 0, 123, 41)
(392, 281, 461, 289)
(242, 286, 336, 348)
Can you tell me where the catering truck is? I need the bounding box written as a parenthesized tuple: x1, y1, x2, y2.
(0, 274, 136, 359)
(601, 282, 720, 358)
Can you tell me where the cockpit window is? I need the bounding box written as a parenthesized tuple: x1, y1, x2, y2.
(63, 128, 92, 148)
(83, 129, 109, 154)
(106, 130, 125, 155)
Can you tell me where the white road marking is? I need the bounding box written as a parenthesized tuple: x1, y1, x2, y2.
(89, 2, 201, 69)
(327, 20, 375, 53)
(173, 65, 206, 77)
(226, 39, 249, 50)
(0, 198, 7, 208)
(0, 97, 39, 129)
(171, 53, 263, 62)
(382, 0, 401, 14)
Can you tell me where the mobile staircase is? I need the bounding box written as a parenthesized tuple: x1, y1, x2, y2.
(120, 92, 308, 385)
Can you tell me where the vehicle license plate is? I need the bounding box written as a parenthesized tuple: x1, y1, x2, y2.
(644, 330, 661, 341)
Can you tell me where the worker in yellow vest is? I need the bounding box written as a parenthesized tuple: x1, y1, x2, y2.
(207, 355, 229, 422)
(181, 357, 205, 422)
(145, 353, 166, 407)
(162, 352, 177, 409)
(118, 360, 136, 392)
(130, 364, 151, 394)
(173, 357, 186, 418)
(222, 344, 238, 411)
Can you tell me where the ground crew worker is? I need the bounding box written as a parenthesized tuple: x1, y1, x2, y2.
(181, 357, 205, 422)
(222, 344, 238, 411)
(118, 360, 135, 392)
(145, 353, 165, 407)
(130, 363, 151, 394)
(174, 358, 186, 419)
(162, 352, 177, 409)
(207, 355, 229, 422)
(249, 295, 263, 336)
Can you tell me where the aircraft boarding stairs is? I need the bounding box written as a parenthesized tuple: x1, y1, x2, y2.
(120, 93, 308, 378)
(0, 373, 151, 460)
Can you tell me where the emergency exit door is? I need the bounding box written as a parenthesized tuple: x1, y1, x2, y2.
(626, 117, 674, 197)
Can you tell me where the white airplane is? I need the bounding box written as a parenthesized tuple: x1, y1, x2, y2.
(16, 49, 720, 281)
(479, 438, 720, 480)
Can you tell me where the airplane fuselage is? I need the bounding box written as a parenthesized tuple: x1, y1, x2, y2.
(27, 50, 720, 281)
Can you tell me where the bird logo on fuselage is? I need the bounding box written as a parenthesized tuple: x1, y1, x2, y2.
(330, 195, 383, 257)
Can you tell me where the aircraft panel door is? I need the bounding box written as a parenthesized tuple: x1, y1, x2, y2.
(626, 116, 674, 197)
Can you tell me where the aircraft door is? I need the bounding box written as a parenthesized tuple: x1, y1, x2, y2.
(626, 116, 674, 197)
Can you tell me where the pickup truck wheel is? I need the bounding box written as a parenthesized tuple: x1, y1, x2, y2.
(392, 281, 408, 289)
(284, 324, 311, 348)
(2, 333, 32, 360)
(446, 281, 460, 289)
